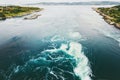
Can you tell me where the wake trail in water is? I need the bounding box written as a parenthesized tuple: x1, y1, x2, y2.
(6, 41, 92, 80)
(96, 28, 120, 47)
(61, 42, 92, 80)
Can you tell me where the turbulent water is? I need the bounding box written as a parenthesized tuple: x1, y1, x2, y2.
(4, 41, 91, 80)
(0, 34, 92, 80)
(0, 4, 120, 80)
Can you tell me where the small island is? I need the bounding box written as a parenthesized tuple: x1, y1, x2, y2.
(0, 6, 43, 20)
(93, 5, 120, 29)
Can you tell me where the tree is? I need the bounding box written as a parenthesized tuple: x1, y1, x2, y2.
(0, 13, 6, 20)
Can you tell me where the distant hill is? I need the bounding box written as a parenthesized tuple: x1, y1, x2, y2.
(28, 1, 120, 5)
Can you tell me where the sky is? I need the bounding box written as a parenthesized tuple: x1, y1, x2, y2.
(0, 0, 120, 5)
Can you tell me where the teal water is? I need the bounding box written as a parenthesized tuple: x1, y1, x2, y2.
(0, 5, 120, 80)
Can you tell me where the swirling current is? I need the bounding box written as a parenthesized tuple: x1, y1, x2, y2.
(0, 35, 92, 80)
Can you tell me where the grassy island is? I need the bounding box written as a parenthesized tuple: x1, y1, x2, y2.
(0, 6, 43, 20)
(93, 5, 120, 29)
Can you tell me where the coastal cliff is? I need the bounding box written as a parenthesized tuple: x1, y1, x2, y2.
(93, 5, 120, 29)
(0, 6, 43, 20)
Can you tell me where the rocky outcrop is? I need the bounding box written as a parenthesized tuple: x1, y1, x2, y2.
(24, 14, 41, 20)
(115, 23, 120, 29)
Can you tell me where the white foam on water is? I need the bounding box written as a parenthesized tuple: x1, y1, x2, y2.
(10, 41, 92, 80)
(60, 42, 92, 80)
(68, 32, 82, 39)
(51, 35, 65, 42)
(37, 41, 92, 80)
(49, 33, 91, 80)
(97, 28, 120, 47)
(67, 31, 87, 41)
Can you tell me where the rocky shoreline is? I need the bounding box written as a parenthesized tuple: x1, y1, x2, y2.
(24, 14, 41, 20)
(92, 7, 120, 29)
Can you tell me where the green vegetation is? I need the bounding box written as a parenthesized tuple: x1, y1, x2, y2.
(94, 5, 120, 29)
(98, 5, 120, 23)
(0, 13, 6, 20)
(0, 6, 43, 20)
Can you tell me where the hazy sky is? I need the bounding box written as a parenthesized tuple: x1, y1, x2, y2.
(0, 0, 120, 5)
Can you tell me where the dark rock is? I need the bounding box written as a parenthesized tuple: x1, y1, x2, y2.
(24, 14, 41, 20)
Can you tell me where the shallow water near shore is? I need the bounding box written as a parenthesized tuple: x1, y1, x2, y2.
(0, 5, 120, 80)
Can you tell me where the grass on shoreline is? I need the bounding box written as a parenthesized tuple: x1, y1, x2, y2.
(93, 5, 120, 29)
(0, 6, 43, 20)
(97, 5, 120, 23)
